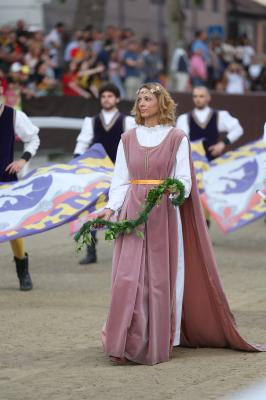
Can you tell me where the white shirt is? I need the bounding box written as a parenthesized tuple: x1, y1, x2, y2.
(225, 72, 245, 94)
(45, 28, 61, 47)
(170, 48, 188, 73)
(74, 109, 136, 155)
(242, 45, 255, 67)
(176, 106, 243, 144)
(14, 109, 40, 157)
(107, 125, 192, 211)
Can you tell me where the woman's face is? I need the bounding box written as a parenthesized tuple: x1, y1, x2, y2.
(137, 88, 159, 120)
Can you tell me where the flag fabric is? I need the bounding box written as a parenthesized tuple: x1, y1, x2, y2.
(1, 139, 265, 241)
(0, 144, 113, 243)
(191, 141, 209, 194)
(199, 140, 266, 233)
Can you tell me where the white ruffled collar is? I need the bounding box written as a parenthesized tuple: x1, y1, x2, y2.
(136, 124, 172, 134)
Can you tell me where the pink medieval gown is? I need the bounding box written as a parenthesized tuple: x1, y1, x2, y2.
(101, 126, 265, 365)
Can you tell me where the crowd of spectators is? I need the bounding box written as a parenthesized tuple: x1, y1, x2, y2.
(0, 20, 266, 107)
(171, 30, 266, 94)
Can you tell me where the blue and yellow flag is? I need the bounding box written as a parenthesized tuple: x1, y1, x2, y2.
(0, 144, 113, 243)
(195, 140, 266, 233)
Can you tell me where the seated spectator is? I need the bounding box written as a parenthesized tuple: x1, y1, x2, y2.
(30, 60, 57, 97)
(62, 60, 83, 96)
(0, 66, 8, 95)
(76, 59, 105, 98)
(4, 77, 21, 108)
(24, 41, 43, 73)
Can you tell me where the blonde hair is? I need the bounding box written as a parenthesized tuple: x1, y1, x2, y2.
(131, 83, 177, 126)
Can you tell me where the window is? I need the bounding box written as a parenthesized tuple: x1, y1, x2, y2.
(196, 0, 205, 10)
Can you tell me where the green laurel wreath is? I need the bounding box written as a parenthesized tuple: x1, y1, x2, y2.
(74, 178, 185, 251)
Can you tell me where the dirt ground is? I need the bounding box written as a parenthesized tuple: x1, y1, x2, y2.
(0, 218, 266, 400)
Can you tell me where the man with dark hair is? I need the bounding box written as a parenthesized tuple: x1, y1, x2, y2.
(74, 82, 135, 264)
(191, 30, 209, 63)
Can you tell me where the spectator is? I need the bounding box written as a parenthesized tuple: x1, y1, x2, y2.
(1, 19, 265, 98)
(30, 60, 57, 97)
(191, 30, 209, 63)
(123, 39, 143, 100)
(64, 30, 85, 62)
(207, 37, 223, 89)
(45, 22, 65, 78)
(242, 37, 255, 71)
(223, 63, 247, 94)
(62, 60, 86, 97)
(142, 41, 163, 83)
(108, 49, 126, 98)
(45, 22, 65, 49)
(170, 41, 189, 91)
(189, 49, 207, 87)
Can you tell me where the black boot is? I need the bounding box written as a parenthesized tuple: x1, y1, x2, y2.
(14, 253, 33, 291)
(79, 243, 97, 265)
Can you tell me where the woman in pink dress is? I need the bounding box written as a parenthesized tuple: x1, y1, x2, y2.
(97, 83, 264, 365)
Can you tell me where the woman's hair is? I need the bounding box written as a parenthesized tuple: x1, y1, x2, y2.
(131, 82, 177, 126)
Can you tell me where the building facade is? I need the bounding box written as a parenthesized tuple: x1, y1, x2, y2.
(0, 0, 265, 53)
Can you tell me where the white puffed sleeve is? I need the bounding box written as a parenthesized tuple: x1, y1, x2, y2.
(125, 116, 136, 131)
(173, 136, 192, 198)
(106, 140, 130, 211)
(15, 110, 40, 157)
(73, 117, 94, 155)
(176, 113, 190, 136)
(218, 111, 243, 144)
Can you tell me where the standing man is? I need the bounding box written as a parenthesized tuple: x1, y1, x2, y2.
(176, 86, 243, 225)
(73, 82, 135, 264)
(142, 41, 163, 83)
(123, 40, 143, 100)
(0, 102, 40, 290)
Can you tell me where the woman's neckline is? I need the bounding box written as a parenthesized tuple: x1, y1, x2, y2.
(134, 127, 174, 149)
(137, 124, 171, 132)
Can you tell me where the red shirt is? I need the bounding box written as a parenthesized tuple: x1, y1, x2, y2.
(62, 73, 79, 96)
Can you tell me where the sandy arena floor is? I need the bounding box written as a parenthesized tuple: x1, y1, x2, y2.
(0, 219, 266, 400)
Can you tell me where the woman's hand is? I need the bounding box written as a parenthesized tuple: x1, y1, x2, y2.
(208, 141, 226, 157)
(5, 159, 26, 174)
(92, 208, 114, 229)
(164, 188, 180, 197)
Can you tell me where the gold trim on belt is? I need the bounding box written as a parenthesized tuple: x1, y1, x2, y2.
(130, 180, 164, 185)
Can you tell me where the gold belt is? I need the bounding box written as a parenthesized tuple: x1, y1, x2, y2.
(130, 179, 164, 185)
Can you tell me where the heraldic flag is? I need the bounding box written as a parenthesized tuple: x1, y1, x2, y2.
(0, 141, 265, 241)
(191, 139, 266, 233)
(0, 144, 113, 243)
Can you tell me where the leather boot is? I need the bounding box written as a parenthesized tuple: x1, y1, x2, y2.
(14, 253, 33, 291)
(79, 243, 97, 265)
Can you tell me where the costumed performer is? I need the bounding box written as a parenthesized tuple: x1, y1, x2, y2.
(176, 86, 243, 226)
(73, 82, 135, 264)
(93, 83, 265, 365)
(0, 103, 40, 290)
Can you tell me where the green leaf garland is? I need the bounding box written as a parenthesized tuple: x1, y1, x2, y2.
(74, 178, 185, 251)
